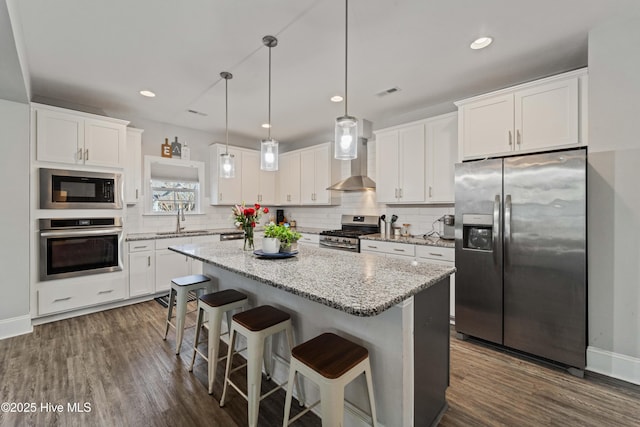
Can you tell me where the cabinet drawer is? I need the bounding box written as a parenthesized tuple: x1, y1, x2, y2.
(129, 241, 154, 252)
(298, 233, 319, 245)
(360, 240, 415, 257)
(155, 237, 191, 250)
(415, 245, 454, 262)
(38, 275, 127, 316)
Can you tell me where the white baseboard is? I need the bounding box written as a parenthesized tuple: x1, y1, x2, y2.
(587, 346, 640, 386)
(0, 314, 33, 340)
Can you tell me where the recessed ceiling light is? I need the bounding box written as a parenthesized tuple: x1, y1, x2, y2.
(262, 123, 271, 129)
(330, 95, 343, 103)
(470, 37, 493, 50)
(139, 90, 156, 97)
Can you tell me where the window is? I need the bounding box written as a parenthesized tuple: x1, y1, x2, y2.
(144, 156, 205, 214)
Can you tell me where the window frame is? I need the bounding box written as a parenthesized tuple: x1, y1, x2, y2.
(143, 155, 205, 215)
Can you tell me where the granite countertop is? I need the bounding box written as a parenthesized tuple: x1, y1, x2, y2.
(126, 228, 240, 241)
(291, 226, 324, 234)
(360, 233, 455, 248)
(169, 239, 455, 317)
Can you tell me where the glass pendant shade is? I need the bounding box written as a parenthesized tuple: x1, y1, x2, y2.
(334, 115, 358, 160)
(260, 138, 279, 171)
(219, 152, 235, 178)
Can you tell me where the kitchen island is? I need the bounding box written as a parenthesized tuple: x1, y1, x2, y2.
(170, 239, 455, 427)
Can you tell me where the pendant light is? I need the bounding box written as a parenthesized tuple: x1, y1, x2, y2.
(334, 0, 358, 160)
(260, 35, 279, 171)
(219, 71, 235, 178)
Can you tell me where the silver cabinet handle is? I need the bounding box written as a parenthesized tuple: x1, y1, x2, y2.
(394, 188, 398, 198)
(367, 245, 378, 249)
(504, 194, 512, 267)
(77, 148, 83, 161)
(136, 189, 139, 199)
(54, 297, 72, 302)
(84, 149, 89, 161)
(508, 130, 513, 146)
(399, 188, 403, 198)
(133, 245, 147, 249)
(98, 290, 114, 295)
(493, 194, 500, 267)
(393, 248, 406, 252)
(428, 252, 443, 257)
(429, 186, 432, 198)
(148, 256, 151, 267)
(516, 129, 521, 145)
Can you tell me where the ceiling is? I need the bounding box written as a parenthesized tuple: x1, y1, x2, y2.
(7, 0, 638, 146)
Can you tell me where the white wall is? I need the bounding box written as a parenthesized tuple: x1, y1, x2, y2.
(587, 9, 640, 385)
(0, 99, 31, 338)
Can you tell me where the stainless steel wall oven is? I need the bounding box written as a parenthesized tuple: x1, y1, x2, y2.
(39, 168, 123, 209)
(39, 218, 123, 281)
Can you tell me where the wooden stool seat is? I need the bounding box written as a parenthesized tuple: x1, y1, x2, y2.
(232, 305, 291, 331)
(292, 332, 369, 379)
(200, 289, 247, 308)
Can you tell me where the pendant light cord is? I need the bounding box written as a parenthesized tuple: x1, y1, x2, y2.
(344, 0, 349, 116)
(268, 44, 272, 140)
(225, 76, 229, 154)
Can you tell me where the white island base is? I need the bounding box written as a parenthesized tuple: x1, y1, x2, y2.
(204, 263, 450, 427)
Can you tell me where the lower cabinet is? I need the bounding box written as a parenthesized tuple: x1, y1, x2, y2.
(38, 274, 127, 316)
(128, 241, 155, 297)
(415, 245, 455, 320)
(360, 240, 416, 259)
(297, 232, 319, 246)
(154, 237, 192, 293)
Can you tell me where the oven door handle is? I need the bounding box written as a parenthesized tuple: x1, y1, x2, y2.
(319, 240, 357, 250)
(40, 227, 123, 238)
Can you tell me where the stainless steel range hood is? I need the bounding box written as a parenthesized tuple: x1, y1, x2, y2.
(327, 137, 376, 191)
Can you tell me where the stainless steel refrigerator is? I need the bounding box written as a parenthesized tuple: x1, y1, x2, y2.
(454, 148, 586, 370)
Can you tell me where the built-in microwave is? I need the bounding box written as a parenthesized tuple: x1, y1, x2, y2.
(39, 168, 123, 209)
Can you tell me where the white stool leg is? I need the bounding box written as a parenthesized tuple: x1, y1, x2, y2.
(207, 308, 223, 394)
(163, 289, 175, 339)
(286, 326, 305, 406)
(247, 333, 265, 427)
(263, 335, 273, 380)
(320, 382, 344, 427)
(174, 287, 188, 354)
(189, 305, 205, 372)
(219, 326, 237, 407)
(364, 360, 378, 427)
(282, 360, 298, 427)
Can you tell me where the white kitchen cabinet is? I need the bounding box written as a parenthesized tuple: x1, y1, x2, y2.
(360, 240, 416, 258)
(242, 150, 277, 205)
(128, 241, 155, 297)
(125, 128, 144, 204)
(297, 232, 319, 246)
(277, 151, 301, 205)
(300, 143, 338, 205)
(425, 113, 458, 203)
(209, 143, 243, 205)
(34, 103, 128, 168)
(375, 124, 426, 203)
(456, 69, 587, 160)
(416, 245, 455, 320)
(155, 237, 192, 293)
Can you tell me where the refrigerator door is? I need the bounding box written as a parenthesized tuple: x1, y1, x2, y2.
(503, 149, 586, 368)
(454, 158, 503, 344)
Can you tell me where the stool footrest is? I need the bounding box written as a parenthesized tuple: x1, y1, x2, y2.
(287, 401, 319, 425)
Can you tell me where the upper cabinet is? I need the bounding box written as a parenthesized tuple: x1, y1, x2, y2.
(425, 113, 458, 203)
(278, 151, 301, 205)
(210, 143, 243, 205)
(241, 151, 277, 205)
(33, 103, 128, 168)
(299, 143, 339, 205)
(125, 127, 144, 204)
(455, 68, 588, 160)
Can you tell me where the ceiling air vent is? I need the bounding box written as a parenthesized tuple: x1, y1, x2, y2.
(376, 87, 401, 97)
(187, 109, 208, 117)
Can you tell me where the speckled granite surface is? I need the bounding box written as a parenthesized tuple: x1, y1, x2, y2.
(291, 226, 324, 234)
(360, 233, 455, 248)
(126, 228, 240, 241)
(170, 239, 455, 317)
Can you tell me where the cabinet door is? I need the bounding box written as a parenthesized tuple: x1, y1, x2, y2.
(461, 94, 514, 158)
(129, 251, 154, 297)
(426, 114, 457, 203)
(300, 149, 316, 204)
(515, 77, 579, 152)
(155, 249, 190, 293)
(279, 152, 301, 205)
(125, 128, 143, 204)
(241, 151, 261, 203)
(84, 118, 126, 168)
(312, 145, 333, 204)
(36, 108, 84, 164)
(375, 131, 400, 203)
(398, 124, 426, 202)
(212, 145, 242, 205)
(258, 169, 277, 205)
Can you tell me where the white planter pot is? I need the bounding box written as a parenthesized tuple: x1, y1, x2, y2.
(262, 237, 280, 254)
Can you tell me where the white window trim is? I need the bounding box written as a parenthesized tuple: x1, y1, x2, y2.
(143, 155, 205, 215)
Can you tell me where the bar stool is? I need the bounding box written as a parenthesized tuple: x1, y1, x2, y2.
(189, 289, 248, 394)
(282, 332, 378, 427)
(163, 274, 214, 354)
(220, 305, 305, 427)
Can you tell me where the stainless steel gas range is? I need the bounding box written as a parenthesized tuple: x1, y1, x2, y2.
(319, 215, 380, 252)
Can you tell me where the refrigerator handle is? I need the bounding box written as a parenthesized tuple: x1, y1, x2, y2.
(504, 194, 512, 267)
(493, 195, 500, 266)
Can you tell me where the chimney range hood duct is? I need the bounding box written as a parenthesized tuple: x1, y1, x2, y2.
(327, 136, 376, 192)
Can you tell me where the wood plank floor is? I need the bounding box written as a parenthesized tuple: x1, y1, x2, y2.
(0, 300, 638, 426)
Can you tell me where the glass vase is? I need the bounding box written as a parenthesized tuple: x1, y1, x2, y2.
(243, 226, 254, 251)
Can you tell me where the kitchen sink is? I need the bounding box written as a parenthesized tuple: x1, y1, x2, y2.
(156, 230, 210, 236)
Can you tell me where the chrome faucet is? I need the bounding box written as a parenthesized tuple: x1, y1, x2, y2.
(176, 206, 186, 233)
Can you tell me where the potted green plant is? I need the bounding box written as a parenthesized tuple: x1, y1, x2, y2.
(276, 225, 301, 253)
(262, 223, 280, 254)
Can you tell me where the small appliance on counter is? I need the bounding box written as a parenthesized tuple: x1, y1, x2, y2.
(441, 215, 455, 240)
